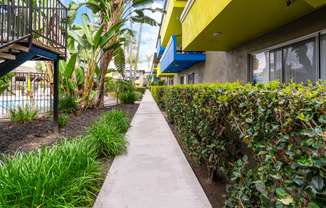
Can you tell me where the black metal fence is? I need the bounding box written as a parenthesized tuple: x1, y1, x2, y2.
(0, 0, 67, 53)
(0, 72, 53, 118)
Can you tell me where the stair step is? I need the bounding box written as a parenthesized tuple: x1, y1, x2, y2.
(12, 44, 29, 52)
(0, 53, 16, 60)
(0, 43, 29, 53)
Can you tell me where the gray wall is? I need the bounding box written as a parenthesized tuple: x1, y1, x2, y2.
(174, 6, 326, 84)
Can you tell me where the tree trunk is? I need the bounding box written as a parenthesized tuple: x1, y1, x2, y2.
(134, 23, 143, 85)
(129, 19, 133, 84)
(95, 0, 121, 107)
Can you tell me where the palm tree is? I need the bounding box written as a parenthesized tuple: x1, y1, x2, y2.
(145, 54, 153, 71)
(82, 0, 164, 106)
(133, 23, 143, 84)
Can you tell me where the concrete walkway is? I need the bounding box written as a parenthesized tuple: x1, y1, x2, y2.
(94, 90, 212, 208)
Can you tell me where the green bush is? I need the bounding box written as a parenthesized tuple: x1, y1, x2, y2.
(84, 110, 129, 157)
(9, 106, 39, 123)
(151, 86, 165, 107)
(153, 81, 326, 207)
(153, 80, 164, 86)
(135, 91, 143, 100)
(0, 139, 101, 207)
(101, 110, 130, 133)
(119, 91, 139, 104)
(59, 96, 77, 114)
(135, 87, 146, 94)
(58, 114, 69, 127)
(0, 109, 132, 207)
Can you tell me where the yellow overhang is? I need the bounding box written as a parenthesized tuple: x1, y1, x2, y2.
(161, 0, 187, 47)
(157, 63, 174, 78)
(182, 0, 323, 51)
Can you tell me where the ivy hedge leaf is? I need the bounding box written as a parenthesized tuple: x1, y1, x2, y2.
(312, 175, 324, 192)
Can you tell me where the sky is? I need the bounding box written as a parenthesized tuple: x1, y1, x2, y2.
(24, 0, 164, 73)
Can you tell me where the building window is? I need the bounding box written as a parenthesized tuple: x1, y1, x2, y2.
(180, 76, 184, 84)
(188, 73, 194, 84)
(252, 51, 269, 84)
(251, 35, 319, 85)
(283, 38, 317, 84)
(321, 34, 326, 81)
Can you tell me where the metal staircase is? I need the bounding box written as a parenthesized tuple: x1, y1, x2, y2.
(0, 0, 67, 76)
(0, 0, 67, 133)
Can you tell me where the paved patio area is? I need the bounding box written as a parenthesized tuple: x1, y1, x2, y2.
(94, 90, 212, 208)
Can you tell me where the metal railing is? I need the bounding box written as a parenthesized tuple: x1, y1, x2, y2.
(0, 0, 67, 55)
(0, 72, 53, 118)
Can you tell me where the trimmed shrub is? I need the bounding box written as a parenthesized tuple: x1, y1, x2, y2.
(135, 87, 146, 94)
(153, 80, 164, 86)
(9, 106, 39, 123)
(59, 96, 77, 114)
(152, 81, 326, 207)
(151, 86, 165, 107)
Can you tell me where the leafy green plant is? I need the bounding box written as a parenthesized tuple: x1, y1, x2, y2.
(136, 86, 146, 94)
(135, 91, 143, 101)
(100, 110, 130, 133)
(119, 91, 138, 104)
(0, 138, 101, 207)
(152, 81, 326, 207)
(0, 108, 132, 207)
(58, 114, 69, 127)
(9, 106, 39, 123)
(59, 96, 77, 114)
(85, 121, 127, 157)
(0, 72, 15, 95)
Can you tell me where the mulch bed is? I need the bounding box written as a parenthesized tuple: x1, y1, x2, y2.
(161, 108, 229, 208)
(0, 104, 139, 155)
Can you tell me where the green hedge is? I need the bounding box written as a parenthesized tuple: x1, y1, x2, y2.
(152, 81, 326, 208)
(135, 87, 146, 94)
(151, 86, 165, 108)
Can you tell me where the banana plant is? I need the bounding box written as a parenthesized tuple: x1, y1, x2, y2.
(58, 53, 77, 96)
(80, 0, 165, 106)
(68, 13, 125, 109)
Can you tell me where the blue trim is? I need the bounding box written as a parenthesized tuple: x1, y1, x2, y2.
(0, 52, 36, 77)
(0, 46, 61, 77)
(157, 39, 166, 59)
(161, 35, 206, 73)
(30, 46, 59, 60)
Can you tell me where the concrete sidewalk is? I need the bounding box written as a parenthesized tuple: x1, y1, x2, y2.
(94, 90, 212, 208)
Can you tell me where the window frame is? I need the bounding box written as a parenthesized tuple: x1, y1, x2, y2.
(180, 76, 184, 84)
(250, 31, 325, 84)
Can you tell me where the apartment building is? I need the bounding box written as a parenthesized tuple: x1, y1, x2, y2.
(111, 69, 147, 86)
(152, 0, 326, 85)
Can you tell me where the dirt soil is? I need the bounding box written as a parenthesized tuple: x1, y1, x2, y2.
(161, 108, 229, 208)
(0, 104, 139, 155)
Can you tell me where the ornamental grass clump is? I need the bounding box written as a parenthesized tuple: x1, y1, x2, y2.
(101, 109, 130, 133)
(84, 110, 129, 157)
(9, 106, 39, 123)
(0, 138, 101, 207)
(119, 91, 138, 104)
(0, 109, 131, 207)
(84, 121, 127, 157)
(151, 80, 326, 207)
(58, 113, 69, 127)
(58, 95, 77, 114)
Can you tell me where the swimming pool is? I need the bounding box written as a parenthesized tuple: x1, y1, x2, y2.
(0, 99, 52, 108)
